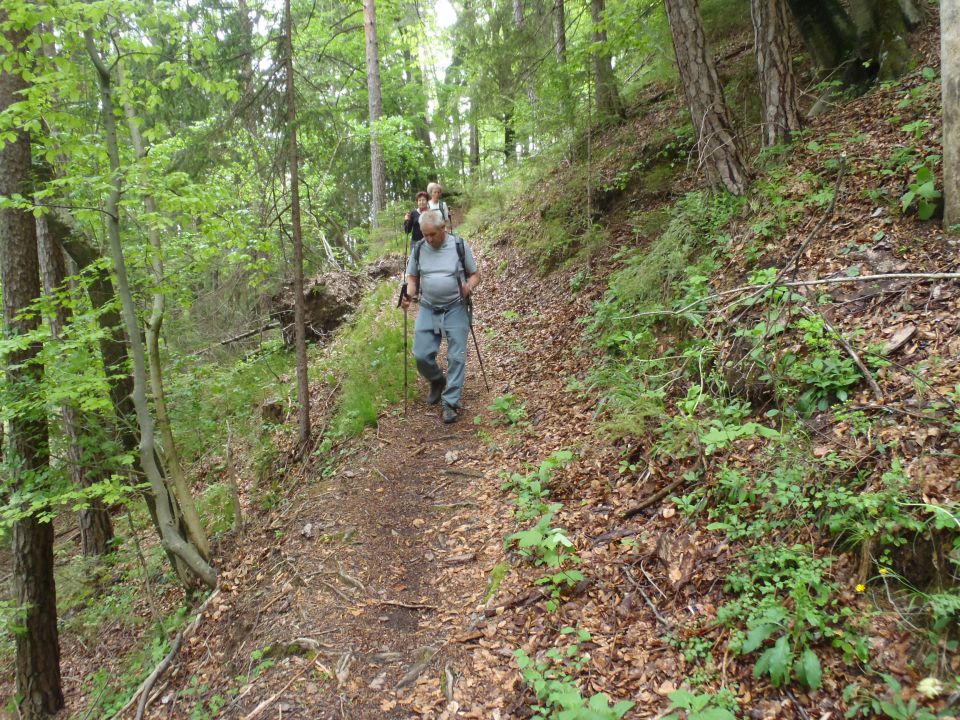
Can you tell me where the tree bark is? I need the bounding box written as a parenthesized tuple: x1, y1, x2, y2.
(363, 0, 386, 222)
(0, 18, 65, 717)
(590, 0, 626, 119)
(944, 0, 960, 228)
(469, 113, 480, 173)
(36, 215, 114, 556)
(284, 0, 312, 446)
(751, 0, 803, 145)
(84, 30, 216, 589)
(664, 0, 749, 194)
(785, 0, 861, 73)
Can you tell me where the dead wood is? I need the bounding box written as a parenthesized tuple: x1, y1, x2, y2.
(111, 589, 220, 720)
(622, 473, 688, 519)
(241, 664, 311, 720)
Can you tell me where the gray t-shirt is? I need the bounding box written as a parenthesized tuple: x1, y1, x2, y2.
(406, 234, 477, 307)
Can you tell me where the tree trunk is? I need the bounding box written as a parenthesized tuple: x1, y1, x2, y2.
(785, 0, 858, 70)
(590, 0, 626, 119)
(848, 0, 914, 80)
(363, 0, 386, 222)
(284, 0, 311, 446)
(554, 0, 575, 127)
(504, 109, 516, 163)
(751, 0, 803, 145)
(944, 0, 960, 229)
(85, 30, 216, 589)
(36, 215, 114, 556)
(121, 98, 210, 560)
(469, 116, 480, 173)
(0, 18, 65, 717)
(664, 0, 749, 194)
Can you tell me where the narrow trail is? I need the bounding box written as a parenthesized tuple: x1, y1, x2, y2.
(150, 295, 510, 718)
(134, 237, 644, 719)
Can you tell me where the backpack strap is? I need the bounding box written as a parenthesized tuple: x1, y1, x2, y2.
(412, 238, 425, 270)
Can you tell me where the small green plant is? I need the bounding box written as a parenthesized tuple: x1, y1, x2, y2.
(515, 628, 633, 720)
(663, 688, 738, 720)
(506, 507, 579, 568)
(490, 393, 528, 426)
(900, 165, 941, 221)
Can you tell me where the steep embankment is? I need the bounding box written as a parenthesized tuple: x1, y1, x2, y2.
(89, 26, 960, 720)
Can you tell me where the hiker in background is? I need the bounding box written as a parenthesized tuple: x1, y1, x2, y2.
(427, 182, 451, 229)
(399, 210, 480, 423)
(404, 191, 429, 251)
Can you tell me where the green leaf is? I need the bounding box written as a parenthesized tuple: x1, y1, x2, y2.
(799, 648, 822, 690)
(741, 623, 777, 654)
(698, 709, 738, 720)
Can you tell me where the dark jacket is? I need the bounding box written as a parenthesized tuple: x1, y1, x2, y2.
(404, 209, 424, 247)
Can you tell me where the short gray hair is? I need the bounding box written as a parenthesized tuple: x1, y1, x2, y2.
(427, 182, 442, 195)
(418, 210, 445, 230)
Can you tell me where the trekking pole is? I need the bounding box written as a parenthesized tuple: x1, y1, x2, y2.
(397, 282, 409, 415)
(465, 297, 490, 392)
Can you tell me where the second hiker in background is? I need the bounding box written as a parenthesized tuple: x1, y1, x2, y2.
(404, 191, 429, 251)
(427, 182, 451, 229)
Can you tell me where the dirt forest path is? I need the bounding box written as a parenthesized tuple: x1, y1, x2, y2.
(133, 240, 552, 718)
(130, 234, 650, 719)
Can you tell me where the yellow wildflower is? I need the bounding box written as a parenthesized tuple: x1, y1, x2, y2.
(856, 584, 866, 593)
(879, 568, 889, 574)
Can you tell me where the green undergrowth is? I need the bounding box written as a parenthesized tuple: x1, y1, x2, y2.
(574, 151, 960, 709)
(499, 450, 634, 717)
(460, 65, 960, 713)
(315, 280, 412, 446)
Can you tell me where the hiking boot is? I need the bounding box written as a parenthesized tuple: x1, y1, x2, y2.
(442, 403, 459, 424)
(427, 376, 446, 405)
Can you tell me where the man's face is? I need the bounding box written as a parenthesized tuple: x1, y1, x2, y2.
(422, 225, 445, 249)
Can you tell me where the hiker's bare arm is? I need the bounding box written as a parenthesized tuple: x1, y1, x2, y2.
(401, 275, 418, 309)
(462, 270, 480, 298)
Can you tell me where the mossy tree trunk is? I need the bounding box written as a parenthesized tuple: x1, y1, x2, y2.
(590, 0, 625, 119)
(848, 0, 914, 80)
(664, 0, 749, 194)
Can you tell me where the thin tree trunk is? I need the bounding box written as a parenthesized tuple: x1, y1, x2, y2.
(943, 0, 960, 228)
(0, 18, 65, 717)
(284, 0, 311, 446)
(122, 97, 210, 560)
(84, 30, 216, 589)
(363, 0, 386, 222)
(469, 111, 480, 172)
(36, 215, 114, 556)
(590, 0, 625, 119)
(752, 0, 803, 145)
(555, 0, 575, 127)
(664, 0, 749, 194)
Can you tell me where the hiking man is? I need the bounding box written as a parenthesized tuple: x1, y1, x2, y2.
(399, 210, 480, 423)
(426, 182, 451, 229)
(403, 191, 429, 250)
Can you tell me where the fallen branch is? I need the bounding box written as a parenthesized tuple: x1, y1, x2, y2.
(220, 321, 280, 346)
(110, 589, 220, 720)
(616, 272, 960, 321)
(622, 474, 688, 519)
(800, 304, 883, 401)
(376, 599, 437, 610)
(134, 633, 183, 720)
(241, 663, 311, 720)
